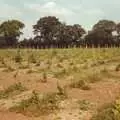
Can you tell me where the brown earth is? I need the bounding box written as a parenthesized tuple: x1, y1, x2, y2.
(0, 64, 120, 120)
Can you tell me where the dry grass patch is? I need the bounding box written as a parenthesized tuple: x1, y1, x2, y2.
(0, 82, 27, 99)
(91, 98, 120, 120)
(10, 90, 67, 116)
(69, 79, 91, 90)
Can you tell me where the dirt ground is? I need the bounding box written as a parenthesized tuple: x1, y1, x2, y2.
(0, 58, 120, 120)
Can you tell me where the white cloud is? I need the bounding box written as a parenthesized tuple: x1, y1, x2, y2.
(26, 1, 75, 21)
(0, 4, 22, 18)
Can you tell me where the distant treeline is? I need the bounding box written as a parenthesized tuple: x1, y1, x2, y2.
(0, 16, 120, 48)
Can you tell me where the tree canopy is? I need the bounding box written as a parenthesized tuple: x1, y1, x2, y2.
(0, 17, 120, 48)
(0, 20, 25, 47)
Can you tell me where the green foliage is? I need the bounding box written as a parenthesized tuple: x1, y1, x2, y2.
(0, 20, 25, 46)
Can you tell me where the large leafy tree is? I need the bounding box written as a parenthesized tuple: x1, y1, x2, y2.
(93, 20, 116, 33)
(33, 16, 85, 48)
(33, 16, 61, 48)
(85, 20, 116, 47)
(56, 24, 85, 47)
(0, 20, 25, 47)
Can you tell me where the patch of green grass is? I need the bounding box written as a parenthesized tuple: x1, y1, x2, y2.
(0, 82, 27, 99)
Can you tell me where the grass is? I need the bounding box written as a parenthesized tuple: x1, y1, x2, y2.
(40, 72, 47, 83)
(69, 79, 91, 90)
(115, 64, 120, 71)
(10, 90, 67, 116)
(0, 48, 120, 118)
(85, 72, 102, 83)
(77, 100, 91, 111)
(91, 98, 120, 120)
(0, 82, 27, 99)
(2, 66, 15, 72)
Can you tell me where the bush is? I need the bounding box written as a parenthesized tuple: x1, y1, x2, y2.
(14, 50, 22, 63)
(28, 54, 36, 63)
(10, 91, 66, 116)
(69, 80, 91, 90)
(115, 64, 120, 71)
(0, 82, 26, 99)
(91, 99, 120, 120)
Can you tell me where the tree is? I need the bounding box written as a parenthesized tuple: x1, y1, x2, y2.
(85, 20, 116, 47)
(93, 20, 116, 33)
(33, 16, 61, 48)
(0, 20, 25, 47)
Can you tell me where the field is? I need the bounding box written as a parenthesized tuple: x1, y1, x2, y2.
(0, 48, 120, 120)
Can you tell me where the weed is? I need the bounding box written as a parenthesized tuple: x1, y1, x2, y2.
(14, 49, 22, 63)
(0, 82, 26, 99)
(0, 57, 7, 68)
(91, 99, 120, 120)
(54, 68, 67, 79)
(41, 72, 47, 83)
(69, 79, 91, 90)
(13, 71, 19, 78)
(3, 66, 15, 72)
(57, 81, 67, 98)
(35, 62, 41, 67)
(77, 100, 91, 111)
(28, 54, 36, 63)
(19, 64, 29, 69)
(86, 73, 102, 83)
(10, 90, 66, 116)
(26, 69, 35, 74)
(115, 64, 120, 71)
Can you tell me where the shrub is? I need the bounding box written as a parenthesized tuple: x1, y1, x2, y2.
(115, 64, 120, 71)
(3, 66, 15, 72)
(14, 50, 22, 63)
(91, 99, 120, 120)
(28, 54, 36, 64)
(86, 73, 101, 83)
(77, 100, 91, 111)
(10, 91, 66, 116)
(0, 82, 26, 99)
(41, 72, 47, 83)
(69, 80, 91, 90)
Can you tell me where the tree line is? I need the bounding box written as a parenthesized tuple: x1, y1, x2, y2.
(0, 16, 120, 48)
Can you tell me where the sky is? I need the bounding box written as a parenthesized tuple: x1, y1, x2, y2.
(0, 0, 120, 39)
